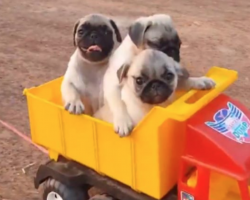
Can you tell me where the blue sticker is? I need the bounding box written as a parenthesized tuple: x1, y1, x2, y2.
(181, 191, 194, 200)
(205, 102, 250, 144)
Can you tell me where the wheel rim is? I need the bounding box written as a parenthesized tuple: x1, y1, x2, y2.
(47, 192, 63, 200)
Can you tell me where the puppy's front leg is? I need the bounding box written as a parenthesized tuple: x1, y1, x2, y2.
(103, 74, 134, 137)
(178, 76, 216, 91)
(61, 79, 85, 115)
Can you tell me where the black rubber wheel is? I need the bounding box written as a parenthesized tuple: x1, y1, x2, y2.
(43, 178, 89, 200)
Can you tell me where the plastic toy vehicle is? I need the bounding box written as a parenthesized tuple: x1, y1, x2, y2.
(24, 66, 250, 200)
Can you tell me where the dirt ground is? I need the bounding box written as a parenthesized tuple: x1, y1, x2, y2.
(0, 124, 47, 200)
(0, 0, 250, 199)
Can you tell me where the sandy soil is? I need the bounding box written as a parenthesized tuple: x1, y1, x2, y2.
(0, 0, 249, 198)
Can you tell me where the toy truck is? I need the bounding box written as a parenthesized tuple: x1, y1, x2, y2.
(24, 66, 250, 200)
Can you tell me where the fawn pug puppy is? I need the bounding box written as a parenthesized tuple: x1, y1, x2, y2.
(103, 14, 214, 136)
(95, 49, 215, 132)
(61, 13, 122, 115)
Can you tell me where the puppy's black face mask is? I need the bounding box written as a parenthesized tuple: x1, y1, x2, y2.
(134, 76, 174, 105)
(140, 80, 173, 104)
(76, 23, 114, 62)
(147, 35, 181, 62)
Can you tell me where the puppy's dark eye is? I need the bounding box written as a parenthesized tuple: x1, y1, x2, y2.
(104, 29, 111, 35)
(164, 72, 174, 81)
(136, 77, 144, 85)
(147, 41, 159, 48)
(160, 45, 168, 51)
(78, 30, 84, 35)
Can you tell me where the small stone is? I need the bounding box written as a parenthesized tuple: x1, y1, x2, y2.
(193, 21, 201, 26)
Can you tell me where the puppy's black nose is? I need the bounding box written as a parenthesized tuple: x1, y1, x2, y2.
(90, 32, 98, 39)
(151, 82, 160, 90)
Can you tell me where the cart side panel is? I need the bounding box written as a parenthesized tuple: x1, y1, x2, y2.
(62, 113, 97, 170)
(96, 123, 133, 186)
(130, 108, 186, 199)
(26, 93, 64, 155)
(158, 118, 186, 196)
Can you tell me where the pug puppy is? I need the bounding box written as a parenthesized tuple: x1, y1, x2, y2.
(61, 13, 122, 115)
(98, 49, 215, 135)
(97, 49, 216, 126)
(103, 14, 214, 136)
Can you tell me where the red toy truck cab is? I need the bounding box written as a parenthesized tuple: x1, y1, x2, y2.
(179, 94, 250, 200)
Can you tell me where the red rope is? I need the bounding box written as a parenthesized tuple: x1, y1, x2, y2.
(0, 119, 48, 154)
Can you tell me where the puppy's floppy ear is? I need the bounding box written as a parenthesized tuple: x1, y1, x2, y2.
(174, 62, 189, 80)
(128, 20, 152, 47)
(109, 19, 122, 43)
(73, 20, 80, 46)
(117, 64, 130, 83)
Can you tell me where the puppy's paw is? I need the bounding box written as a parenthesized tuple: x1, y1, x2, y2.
(114, 113, 134, 137)
(64, 98, 85, 115)
(192, 76, 216, 90)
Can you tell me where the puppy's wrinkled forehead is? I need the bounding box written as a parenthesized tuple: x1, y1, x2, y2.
(146, 14, 176, 41)
(129, 50, 176, 78)
(78, 14, 112, 29)
(145, 23, 177, 42)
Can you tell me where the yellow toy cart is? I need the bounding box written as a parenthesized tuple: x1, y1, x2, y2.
(24, 66, 247, 200)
